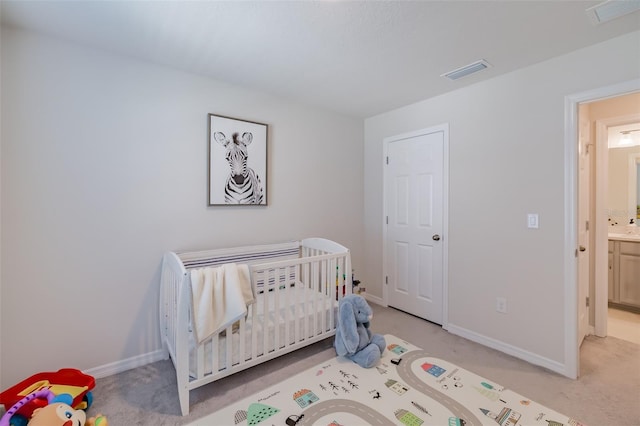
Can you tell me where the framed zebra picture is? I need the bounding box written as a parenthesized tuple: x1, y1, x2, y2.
(208, 113, 268, 206)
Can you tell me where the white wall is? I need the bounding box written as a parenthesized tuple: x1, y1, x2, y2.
(0, 27, 364, 388)
(364, 31, 640, 370)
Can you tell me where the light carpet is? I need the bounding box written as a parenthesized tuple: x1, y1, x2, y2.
(187, 334, 584, 426)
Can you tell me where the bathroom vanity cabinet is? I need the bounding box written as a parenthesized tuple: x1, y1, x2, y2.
(608, 238, 640, 311)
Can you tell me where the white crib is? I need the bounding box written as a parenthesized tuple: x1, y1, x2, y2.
(159, 237, 352, 415)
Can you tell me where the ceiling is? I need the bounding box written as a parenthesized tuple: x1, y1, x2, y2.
(1, 1, 639, 118)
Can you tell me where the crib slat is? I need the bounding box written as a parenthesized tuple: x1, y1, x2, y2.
(251, 271, 260, 359)
(314, 259, 320, 336)
(262, 269, 268, 357)
(318, 259, 328, 334)
(284, 265, 291, 348)
(212, 334, 219, 374)
(197, 340, 205, 379)
(252, 269, 260, 361)
(225, 325, 233, 369)
(312, 262, 317, 338)
(273, 266, 280, 352)
(306, 260, 314, 340)
(322, 258, 331, 333)
(239, 313, 246, 364)
(295, 263, 303, 343)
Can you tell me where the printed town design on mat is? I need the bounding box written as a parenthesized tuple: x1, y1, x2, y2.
(216, 335, 584, 426)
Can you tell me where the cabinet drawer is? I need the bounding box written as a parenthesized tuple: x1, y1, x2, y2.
(620, 241, 640, 256)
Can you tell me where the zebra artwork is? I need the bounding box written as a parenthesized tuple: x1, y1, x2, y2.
(214, 131, 264, 204)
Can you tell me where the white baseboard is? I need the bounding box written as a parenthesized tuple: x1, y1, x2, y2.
(85, 312, 569, 381)
(447, 323, 569, 377)
(360, 292, 384, 306)
(84, 349, 168, 379)
(360, 295, 566, 375)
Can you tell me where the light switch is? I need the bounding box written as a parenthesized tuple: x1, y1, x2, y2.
(527, 213, 539, 229)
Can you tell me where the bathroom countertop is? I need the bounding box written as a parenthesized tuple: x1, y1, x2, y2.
(608, 233, 640, 242)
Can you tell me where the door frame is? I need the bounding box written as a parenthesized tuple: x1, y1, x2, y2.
(577, 108, 591, 348)
(382, 123, 450, 330)
(564, 79, 640, 379)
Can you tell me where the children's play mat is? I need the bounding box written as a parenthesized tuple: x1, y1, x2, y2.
(188, 334, 584, 426)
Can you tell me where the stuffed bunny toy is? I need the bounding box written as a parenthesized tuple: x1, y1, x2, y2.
(334, 294, 386, 368)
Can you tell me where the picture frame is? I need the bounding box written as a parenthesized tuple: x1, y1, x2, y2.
(208, 113, 268, 206)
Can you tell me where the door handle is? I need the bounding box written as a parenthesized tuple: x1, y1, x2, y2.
(432, 234, 441, 241)
(579, 245, 586, 252)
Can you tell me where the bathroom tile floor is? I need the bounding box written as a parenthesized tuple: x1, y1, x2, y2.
(608, 308, 640, 344)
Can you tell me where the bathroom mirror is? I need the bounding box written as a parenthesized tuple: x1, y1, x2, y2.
(608, 124, 640, 226)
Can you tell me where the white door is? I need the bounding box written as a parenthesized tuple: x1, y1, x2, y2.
(577, 115, 590, 347)
(384, 126, 446, 324)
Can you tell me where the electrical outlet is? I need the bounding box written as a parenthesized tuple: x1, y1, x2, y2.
(496, 297, 507, 314)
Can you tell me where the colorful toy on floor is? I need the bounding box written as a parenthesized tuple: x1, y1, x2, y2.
(85, 414, 108, 426)
(0, 389, 53, 426)
(0, 389, 86, 426)
(334, 294, 386, 368)
(27, 393, 86, 426)
(0, 369, 95, 426)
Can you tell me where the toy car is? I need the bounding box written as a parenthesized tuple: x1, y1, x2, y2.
(0, 368, 95, 426)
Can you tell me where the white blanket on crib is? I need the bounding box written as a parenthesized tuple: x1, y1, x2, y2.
(190, 264, 255, 344)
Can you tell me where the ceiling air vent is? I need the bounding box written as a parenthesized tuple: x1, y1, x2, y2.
(586, 0, 640, 24)
(441, 60, 491, 81)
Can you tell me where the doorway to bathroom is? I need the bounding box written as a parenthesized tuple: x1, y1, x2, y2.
(566, 79, 640, 378)
(577, 92, 640, 347)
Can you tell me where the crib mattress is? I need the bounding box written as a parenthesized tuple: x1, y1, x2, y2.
(188, 284, 336, 378)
